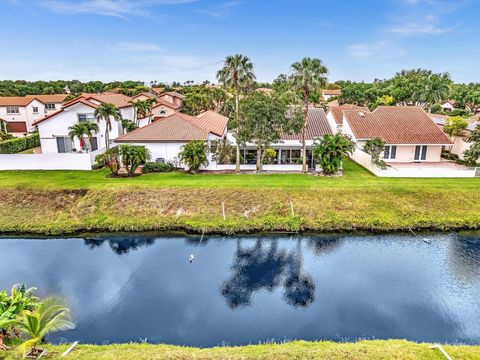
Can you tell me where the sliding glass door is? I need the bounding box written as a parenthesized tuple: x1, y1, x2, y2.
(414, 145, 427, 161)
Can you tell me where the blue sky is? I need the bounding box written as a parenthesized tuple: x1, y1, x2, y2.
(1, 0, 479, 83)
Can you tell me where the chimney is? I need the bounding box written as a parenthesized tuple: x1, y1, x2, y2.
(359, 111, 365, 117)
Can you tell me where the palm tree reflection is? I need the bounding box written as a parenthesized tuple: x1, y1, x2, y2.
(221, 236, 343, 309)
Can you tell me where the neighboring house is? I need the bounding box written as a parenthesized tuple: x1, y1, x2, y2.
(115, 110, 228, 168)
(131, 92, 157, 102)
(322, 89, 341, 101)
(150, 98, 182, 121)
(229, 107, 333, 170)
(0, 94, 68, 133)
(431, 114, 480, 160)
(327, 105, 368, 133)
(33, 93, 134, 154)
(342, 106, 451, 163)
(158, 91, 185, 108)
(441, 100, 456, 113)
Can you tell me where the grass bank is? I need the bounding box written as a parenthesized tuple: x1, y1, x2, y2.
(2, 340, 480, 359)
(1, 160, 480, 234)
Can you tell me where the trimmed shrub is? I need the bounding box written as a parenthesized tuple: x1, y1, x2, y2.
(142, 162, 174, 173)
(0, 134, 40, 154)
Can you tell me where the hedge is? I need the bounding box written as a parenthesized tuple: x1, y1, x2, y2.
(0, 134, 40, 154)
(142, 162, 174, 173)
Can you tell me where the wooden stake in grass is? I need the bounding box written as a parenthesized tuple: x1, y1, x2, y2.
(221, 201, 226, 220)
(289, 201, 295, 218)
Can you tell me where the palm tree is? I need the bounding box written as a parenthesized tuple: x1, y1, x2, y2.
(313, 133, 355, 175)
(83, 121, 99, 151)
(68, 123, 87, 151)
(416, 74, 451, 112)
(16, 296, 74, 356)
(128, 100, 140, 126)
(217, 54, 256, 172)
(94, 103, 122, 150)
(290, 57, 328, 173)
(179, 141, 209, 173)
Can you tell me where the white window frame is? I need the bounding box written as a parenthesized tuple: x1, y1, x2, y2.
(45, 103, 56, 110)
(32, 106, 39, 114)
(6, 106, 20, 114)
(383, 145, 397, 160)
(77, 113, 96, 122)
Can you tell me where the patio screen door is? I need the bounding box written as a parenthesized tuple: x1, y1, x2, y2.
(414, 145, 427, 161)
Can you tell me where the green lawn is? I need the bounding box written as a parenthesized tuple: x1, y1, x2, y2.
(0, 159, 479, 234)
(2, 340, 480, 360)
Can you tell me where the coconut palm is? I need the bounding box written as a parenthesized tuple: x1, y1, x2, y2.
(128, 100, 140, 126)
(216, 54, 256, 172)
(290, 57, 328, 173)
(94, 103, 122, 150)
(16, 296, 74, 356)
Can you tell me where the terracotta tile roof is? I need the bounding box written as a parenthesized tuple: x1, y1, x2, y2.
(153, 97, 182, 110)
(162, 91, 185, 99)
(329, 105, 368, 125)
(322, 89, 341, 96)
(344, 106, 452, 145)
(132, 92, 156, 100)
(115, 113, 209, 142)
(192, 110, 228, 137)
(281, 108, 332, 141)
(0, 94, 68, 106)
(84, 93, 132, 108)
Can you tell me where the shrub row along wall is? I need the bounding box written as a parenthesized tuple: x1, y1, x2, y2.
(0, 134, 40, 154)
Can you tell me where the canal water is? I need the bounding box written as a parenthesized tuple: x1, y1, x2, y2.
(0, 232, 479, 346)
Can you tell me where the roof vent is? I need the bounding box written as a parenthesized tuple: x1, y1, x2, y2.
(358, 111, 365, 117)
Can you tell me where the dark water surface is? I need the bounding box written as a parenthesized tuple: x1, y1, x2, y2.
(1, 232, 479, 346)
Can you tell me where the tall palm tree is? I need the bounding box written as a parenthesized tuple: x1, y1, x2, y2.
(290, 57, 328, 173)
(16, 296, 74, 356)
(128, 100, 140, 126)
(94, 103, 122, 150)
(145, 98, 157, 123)
(217, 54, 256, 172)
(68, 123, 87, 151)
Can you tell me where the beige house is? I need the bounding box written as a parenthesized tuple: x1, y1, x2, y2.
(342, 106, 452, 163)
(322, 89, 341, 101)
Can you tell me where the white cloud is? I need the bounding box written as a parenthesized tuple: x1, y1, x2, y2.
(347, 41, 405, 59)
(110, 42, 163, 52)
(196, 0, 239, 18)
(386, 14, 454, 36)
(34, 0, 198, 18)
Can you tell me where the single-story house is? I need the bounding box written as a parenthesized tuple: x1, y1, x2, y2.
(33, 93, 135, 154)
(0, 94, 68, 133)
(342, 106, 452, 163)
(226, 107, 333, 171)
(115, 110, 228, 168)
(322, 89, 341, 101)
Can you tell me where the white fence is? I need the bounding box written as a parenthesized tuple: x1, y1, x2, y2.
(0, 149, 103, 171)
(350, 148, 479, 178)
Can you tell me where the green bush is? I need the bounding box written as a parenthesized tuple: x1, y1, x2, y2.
(0, 134, 40, 154)
(142, 162, 174, 173)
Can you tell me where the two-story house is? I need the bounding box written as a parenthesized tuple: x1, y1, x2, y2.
(0, 94, 68, 133)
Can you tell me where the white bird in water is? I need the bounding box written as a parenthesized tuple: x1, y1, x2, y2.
(423, 237, 431, 244)
(188, 254, 194, 263)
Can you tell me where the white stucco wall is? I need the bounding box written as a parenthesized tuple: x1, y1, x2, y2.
(326, 111, 340, 133)
(383, 145, 443, 162)
(37, 103, 123, 154)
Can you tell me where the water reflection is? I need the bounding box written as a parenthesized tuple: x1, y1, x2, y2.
(449, 233, 480, 285)
(84, 235, 155, 254)
(2, 232, 479, 346)
(221, 238, 316, 309)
